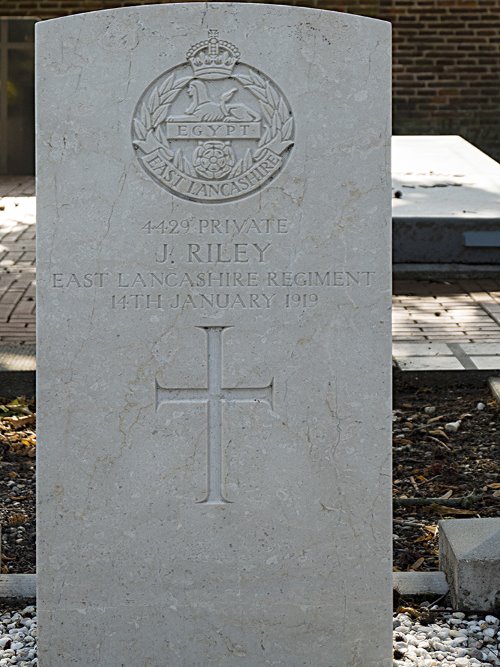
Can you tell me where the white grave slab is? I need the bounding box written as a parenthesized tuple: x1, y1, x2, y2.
(392, 135, 500, 219)
(36, 5, 392, 665)
(392, 136, 500, 263)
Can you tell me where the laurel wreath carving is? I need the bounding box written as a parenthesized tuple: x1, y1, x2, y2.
(133, 68, 293, 182)
(227, 71, 294, 177)
(235, 71, 294, 154)
(132, 73, 197, 177)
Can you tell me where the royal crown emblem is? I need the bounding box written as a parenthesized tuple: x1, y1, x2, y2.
(132, 30, 294, 203)
(186, 30, 240, 79)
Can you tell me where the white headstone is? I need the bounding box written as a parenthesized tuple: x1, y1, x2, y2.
(36, 5, 392, 665)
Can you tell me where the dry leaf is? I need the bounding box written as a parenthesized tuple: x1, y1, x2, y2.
(7, 512, 28, 526)
(410, 476, 419, 492)
(425, 524, 438, 538)
(427, 415, 445, 424)
(397, 606, 421, 619)
(429, 429, 449, 440)
(409, 557, 424, 571)
(430, 504, 477, 516)
(428, 436, 451, 450)
(3, 415, 35, 428)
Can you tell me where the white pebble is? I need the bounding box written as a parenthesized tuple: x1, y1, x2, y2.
(451, 636, 468, 646)
(445, 420, 461, 433)
(476, 402, 486, 411)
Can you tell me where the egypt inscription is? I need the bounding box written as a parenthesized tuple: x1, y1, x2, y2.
(132, 30, 294, 202)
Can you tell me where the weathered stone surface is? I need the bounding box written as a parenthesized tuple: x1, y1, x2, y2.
(440, 518, 500, 612)
(36, 4, 391, 665)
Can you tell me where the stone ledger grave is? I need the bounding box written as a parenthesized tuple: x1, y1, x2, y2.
(36, 5, 392, 665)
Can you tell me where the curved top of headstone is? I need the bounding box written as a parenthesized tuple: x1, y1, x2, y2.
(37, 2, 390, 26)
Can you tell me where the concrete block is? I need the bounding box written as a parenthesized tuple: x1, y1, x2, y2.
(0, 574, 36, 599)
(439, 518, 500, 612)
(489, 377, 500, 402)
(393, 571, 449, 596)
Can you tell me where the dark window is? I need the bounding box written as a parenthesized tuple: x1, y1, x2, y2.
(0, 18, 36, 175)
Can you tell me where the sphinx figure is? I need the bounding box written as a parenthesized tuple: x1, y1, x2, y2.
(173, 80, 260, 123)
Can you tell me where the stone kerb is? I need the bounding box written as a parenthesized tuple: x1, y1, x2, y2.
(440, 518, 500, 612)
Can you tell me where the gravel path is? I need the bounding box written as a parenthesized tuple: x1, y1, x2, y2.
(0, 605, 498, 666)
(0, 605, 36, 666)
(393, 609, 500, 666)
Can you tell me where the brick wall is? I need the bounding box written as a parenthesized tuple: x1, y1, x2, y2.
(2, 0, 500, 160)
(380, 0, 500, 161)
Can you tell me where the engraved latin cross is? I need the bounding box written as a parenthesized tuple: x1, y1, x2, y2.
(155, 326, 273, 505)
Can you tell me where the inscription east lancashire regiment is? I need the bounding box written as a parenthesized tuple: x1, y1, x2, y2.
(52, 270, 375, 289)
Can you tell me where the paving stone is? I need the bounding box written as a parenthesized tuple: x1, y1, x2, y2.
(470, 356, 500, 370)
(397, 356, 465, 371)
(0, 345, 36, 371)
(392, 342, 453, 356)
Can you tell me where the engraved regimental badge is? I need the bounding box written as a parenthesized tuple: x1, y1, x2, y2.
(132, 31, 295, 202)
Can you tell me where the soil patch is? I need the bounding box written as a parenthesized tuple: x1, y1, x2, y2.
(0, 398, 36, 574)
(393, 381, 499, 571)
